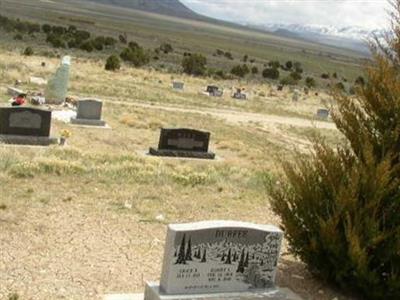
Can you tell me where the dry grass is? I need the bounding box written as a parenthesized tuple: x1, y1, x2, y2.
(0, 49, 355, 300)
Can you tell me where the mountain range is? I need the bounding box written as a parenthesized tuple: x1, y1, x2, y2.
(85, 0, 382, 54)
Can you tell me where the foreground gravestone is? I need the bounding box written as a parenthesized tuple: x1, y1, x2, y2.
(316, 109, 329, 119)
(0, 107, 58, 145)
(70, 99, 106, 126)
(104, 221, 302, 300)
(149, 128, 215, 159)
(173, 82, 185, 91)
(45, 56, 71, 104)
(103, 221, 302, 300)
(206, 86, 223, 97)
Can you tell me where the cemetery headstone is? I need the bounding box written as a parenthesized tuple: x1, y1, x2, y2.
(316, 108, 330, 120)
(141, 221, 302, 300)
(149, 128, 215, 159)
(70, 99, 106, 126)
(173, 82, 185, 91)
(0, 107, 57, 145)
(233, 89, 247, 100)
(45, 56, 71, 105)
(206, 86, 223, 97)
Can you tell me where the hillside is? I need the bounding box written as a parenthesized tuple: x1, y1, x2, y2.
(84, 0, 206, 20)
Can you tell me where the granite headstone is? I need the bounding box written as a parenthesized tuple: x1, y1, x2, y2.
(149, 128, 215, 159)
(142, 221, 302, 300)
(173, 82, 185, 91)
(0, 107, 57, 145)
(71, 99, 106, 126)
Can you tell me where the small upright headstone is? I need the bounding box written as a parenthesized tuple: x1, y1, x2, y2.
(316, 108, 330, 120)
(45, 56, 71, 104)
(207, 85, 223, 97)
(135, 221, 301, 300)
(173, 81, 184, 91)
(70, 99, 106, 126)
(149, 128, 215, 159)
(0, 107, 57, 145)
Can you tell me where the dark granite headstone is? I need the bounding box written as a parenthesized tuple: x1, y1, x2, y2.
(0, 107, 57, 145)
(149, 128, 215, 159)
(206, 86, 223, 97)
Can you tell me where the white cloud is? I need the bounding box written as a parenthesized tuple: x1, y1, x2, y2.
(181, 0, 390, 29)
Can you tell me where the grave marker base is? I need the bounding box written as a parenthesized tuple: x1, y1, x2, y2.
(103, 282, 302, 300)
(0, 134, 58, 146)
(70, 117, 106, 127)
(149, 147, 215, 160)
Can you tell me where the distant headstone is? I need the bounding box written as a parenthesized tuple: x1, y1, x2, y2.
(173, 81, 184, 91)
(207, 86, 223, 97)
(292, 90, 300, 102)
(149, 128, 215, 159)
(70, 99, 106, 126)
(233, 89, 247, 100)
(316, 109, 329, 119)
(139, 221, 302, 300)
(45, 56, 71, 104)
(0, 107, 57, 145)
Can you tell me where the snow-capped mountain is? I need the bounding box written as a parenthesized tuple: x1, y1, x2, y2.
(248, 23, 386, 54)
(261, 24, 385, 41)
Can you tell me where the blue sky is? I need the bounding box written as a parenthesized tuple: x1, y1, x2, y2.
(180, 0, 389, 29)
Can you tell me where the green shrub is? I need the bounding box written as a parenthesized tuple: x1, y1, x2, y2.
(355, 76, 365, 86)
(13, 34, 23, 41)
(182, 53, 207, 76)
(290, 71, 302, 81)
(104, 36, 117, 47)
(305, 77, 316, 88)
(105, 55, 121, 71)
(279, 76, 298, 86)
(231, 64, 250, 77)
(46, 34, 66, 48)
(80, 41, 94, 52)
(335, 82, 346, 91)
(120, 46, 150, 67)
(293, 61, 303, 73)
(270, 5, 400, 299)
(321, 73, 330, 79)
(285, 61, 293, 70)
(23, 46, 33, 56)
(251, 66, 258, 74)
(268, 60, 280, 69)
(42, 24, 52, 34)
(159, 42, 173, 54)
(262, 68, 280, 79)
(224, 51, 233, 60)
